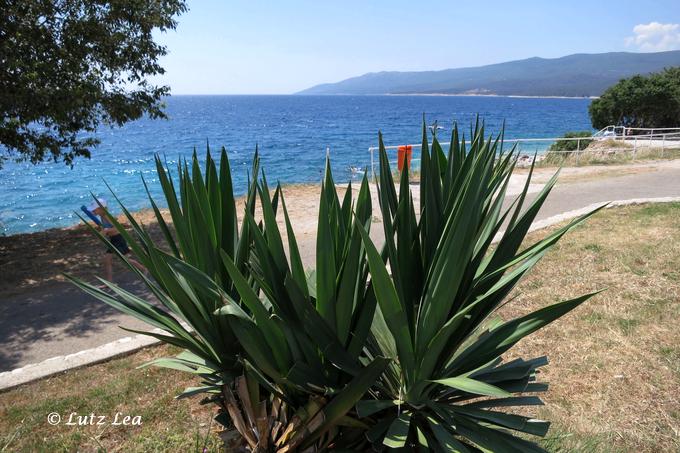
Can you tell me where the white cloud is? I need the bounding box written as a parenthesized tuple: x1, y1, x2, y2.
(625, 22, 680, 52)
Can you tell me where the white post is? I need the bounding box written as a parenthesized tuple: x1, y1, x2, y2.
(370, 147, 374, 177)
(662, 134, 665, 158)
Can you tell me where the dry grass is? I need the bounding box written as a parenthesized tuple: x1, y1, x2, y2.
(538, 145, 680, 168)
(0, 203, 678, 452)
(0, 344, 221, 452)
(506, 202, 680, 452)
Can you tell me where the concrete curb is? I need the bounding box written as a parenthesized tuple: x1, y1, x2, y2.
(1, 196, 679, 391)
(0, 331, 163, 391)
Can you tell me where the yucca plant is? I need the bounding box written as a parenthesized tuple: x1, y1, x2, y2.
(69, 148, 263, 439)
(214, 161, 389, 451)
(71, 146, 389, 451)
(352, 121, 603, 451)
(73, 121, 601, 452)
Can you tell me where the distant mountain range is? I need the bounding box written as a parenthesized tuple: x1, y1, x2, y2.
(297, 51, 680, 97)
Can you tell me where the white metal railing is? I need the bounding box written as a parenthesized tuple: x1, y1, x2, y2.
(593, 125, 680, 138)
(368, 129, 680, 175)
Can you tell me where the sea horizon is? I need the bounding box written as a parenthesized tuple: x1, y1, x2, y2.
(169, 93, 598, 99)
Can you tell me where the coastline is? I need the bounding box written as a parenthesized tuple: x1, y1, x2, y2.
(384, 93, 598, 99)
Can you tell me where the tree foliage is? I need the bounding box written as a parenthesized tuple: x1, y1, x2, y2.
(589, 67, 680, 130)
(0, 0, 187, 167)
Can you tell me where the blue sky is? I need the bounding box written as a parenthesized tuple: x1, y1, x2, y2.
(155, 0, 680, 94)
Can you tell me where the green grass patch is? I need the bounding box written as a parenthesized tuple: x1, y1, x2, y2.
(583, 243, 602, 253)
(659, 347, 680, 377)
(616, 317, 641, 335)
(582, 311, 605, 324)
(540, 429, 627, 453)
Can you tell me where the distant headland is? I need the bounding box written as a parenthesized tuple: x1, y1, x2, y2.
(297, 50, 680, 97)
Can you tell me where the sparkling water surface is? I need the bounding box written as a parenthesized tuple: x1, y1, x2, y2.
(0, 95, 592, 235)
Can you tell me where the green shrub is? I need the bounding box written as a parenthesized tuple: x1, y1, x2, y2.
(544, 131, 594, 164)
(73, 121, 602, 452)
(548, 131, 593, 152)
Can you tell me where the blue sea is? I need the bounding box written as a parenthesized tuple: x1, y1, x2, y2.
(0, 95, 592, 235)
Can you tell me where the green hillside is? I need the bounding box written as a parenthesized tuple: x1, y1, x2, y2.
(298, 51, 680, 97)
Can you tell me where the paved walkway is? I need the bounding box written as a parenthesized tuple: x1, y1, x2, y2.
(521, 161, 680, 219)
(1, 160, 679, 374)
